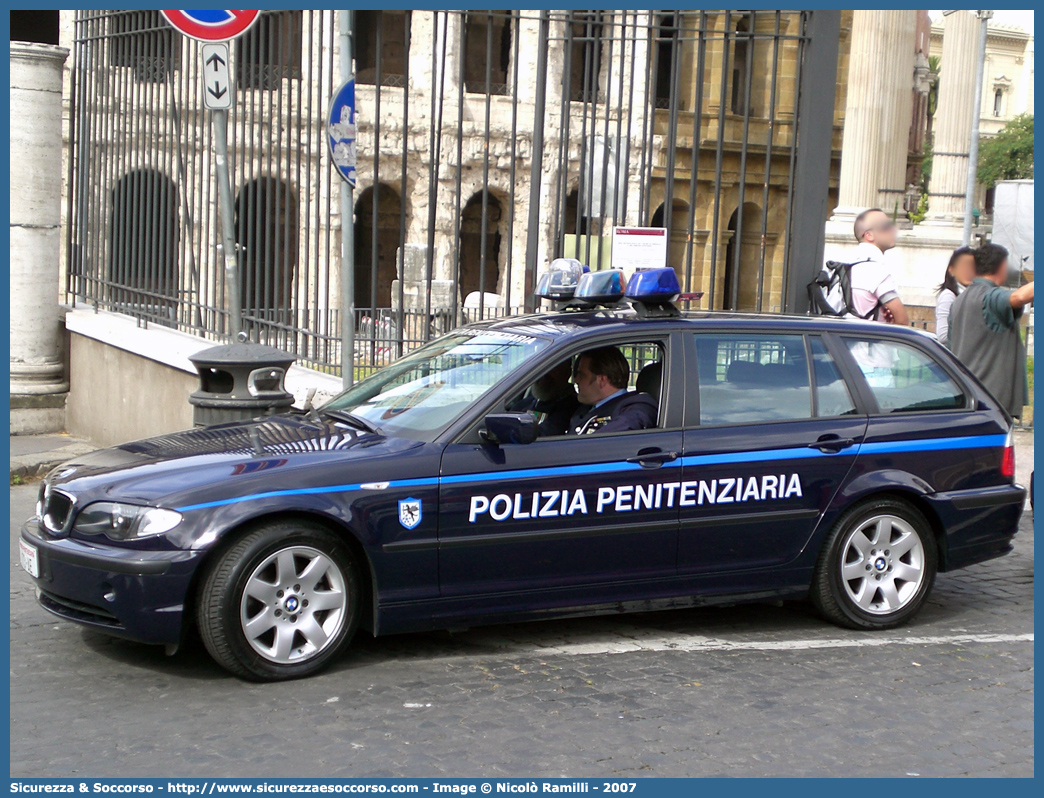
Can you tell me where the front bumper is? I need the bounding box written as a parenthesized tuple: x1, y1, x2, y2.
(20, 518, 205, 645)
(924, 482, 1028, 571)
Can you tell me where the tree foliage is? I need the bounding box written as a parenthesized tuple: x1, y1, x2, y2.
(926, 55, 941, 119)
(978, 114, 1034, 188)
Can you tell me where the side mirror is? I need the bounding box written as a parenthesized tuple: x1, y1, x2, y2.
(481, 413, 537, 445)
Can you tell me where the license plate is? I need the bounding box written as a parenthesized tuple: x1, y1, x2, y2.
(19, 539, 39, 579)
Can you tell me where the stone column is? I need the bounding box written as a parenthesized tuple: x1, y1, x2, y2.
(10, 42, 70, 434)
(830, 11, 915, 223)
(876, 11, 917, 218)
(924, 10, 979, 225)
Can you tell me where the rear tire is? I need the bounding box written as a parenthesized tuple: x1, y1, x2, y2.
(812, 497, 937, 630)
(196, 519, 360, 681)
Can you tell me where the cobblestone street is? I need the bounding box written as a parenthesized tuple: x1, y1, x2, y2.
(10, 483, 1033, 778)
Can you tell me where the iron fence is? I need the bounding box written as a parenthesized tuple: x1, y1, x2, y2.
(65, 10, 833, 378)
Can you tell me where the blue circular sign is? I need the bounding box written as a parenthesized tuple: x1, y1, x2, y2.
(328, 78, 357, 188)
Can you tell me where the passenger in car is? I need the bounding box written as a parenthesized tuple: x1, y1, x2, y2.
(569, 346, 658, 434)
(508, 359, 580, 437)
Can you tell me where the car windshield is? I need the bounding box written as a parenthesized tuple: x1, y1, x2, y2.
(321, 329, 551, 440)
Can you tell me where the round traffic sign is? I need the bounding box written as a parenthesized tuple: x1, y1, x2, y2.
(328, 78, 357, 187)
(160, 10, 261, 42)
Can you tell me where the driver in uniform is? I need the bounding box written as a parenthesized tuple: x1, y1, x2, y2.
(569, 347, 657, 434)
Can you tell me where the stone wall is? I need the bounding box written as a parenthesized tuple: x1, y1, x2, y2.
(66, 333, 197, 447)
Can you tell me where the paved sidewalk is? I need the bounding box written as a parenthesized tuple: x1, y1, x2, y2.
(9, 433, 95, 481)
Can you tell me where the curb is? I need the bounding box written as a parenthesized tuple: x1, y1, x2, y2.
(10, 444, 96, 482)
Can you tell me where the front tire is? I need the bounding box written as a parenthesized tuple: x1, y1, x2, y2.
(197, 519, 361, 681)
(812, 498, 937, 630)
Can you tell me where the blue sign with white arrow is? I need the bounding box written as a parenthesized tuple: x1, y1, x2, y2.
(328, 78, 357, 188)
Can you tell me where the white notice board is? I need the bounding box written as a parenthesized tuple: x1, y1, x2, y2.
(610, 227, 667, 276)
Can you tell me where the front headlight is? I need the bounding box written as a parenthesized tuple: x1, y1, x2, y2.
(73, 502, 183, 541)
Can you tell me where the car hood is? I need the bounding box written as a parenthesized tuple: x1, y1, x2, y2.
(45, 414, 426, 508)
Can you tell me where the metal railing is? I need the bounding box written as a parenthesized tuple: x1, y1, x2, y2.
(65, 10, 834, 378)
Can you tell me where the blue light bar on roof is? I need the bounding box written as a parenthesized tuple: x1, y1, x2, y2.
(535, 258, 585, 301)
(574, 269, 626, 303)
(625, 267, 681, 303)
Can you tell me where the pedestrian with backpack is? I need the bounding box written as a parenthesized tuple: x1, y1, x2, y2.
(838, 209, 909, 386)
(809, 208, 911, 327)
(848, 208, 910, 326)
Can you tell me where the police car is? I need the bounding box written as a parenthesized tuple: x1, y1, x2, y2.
(20, 262, 1026, 681)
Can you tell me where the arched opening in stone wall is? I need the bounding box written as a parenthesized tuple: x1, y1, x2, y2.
(10, 11, 59, 44)
(108, 169, 180, 322)
(354, 183, 402, 309)
(235, 177, 298, 319)
(723, 202, 762, 311)
(463, 10, 513, 95)
(653, 12, 680, 109)
(730, 14, 753, 116)
(650, 198, 690, 275)
(569, 11, 604, 102)
(459, 191, 503, 300)
(235, 10, 303, 91)
(356, 11, 411, 87)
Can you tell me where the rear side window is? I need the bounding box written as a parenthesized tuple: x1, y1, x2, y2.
(694, 334, 811, 425)
(810, 337, 857, 416)
(842, 337, 965, 412)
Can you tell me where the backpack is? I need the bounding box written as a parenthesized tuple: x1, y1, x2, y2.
(807, 259, 880, 320)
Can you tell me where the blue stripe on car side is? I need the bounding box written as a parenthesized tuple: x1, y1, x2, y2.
(859, 433, 1006, 454)
(175, 433, 1007, 512)
(176, 476, 441, 512)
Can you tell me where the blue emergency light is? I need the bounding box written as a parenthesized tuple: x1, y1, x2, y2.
(574, 269, 625, 303)
(625, 267, 681, 303)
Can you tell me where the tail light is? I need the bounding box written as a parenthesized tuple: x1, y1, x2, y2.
(1000, 429, 1015, 479)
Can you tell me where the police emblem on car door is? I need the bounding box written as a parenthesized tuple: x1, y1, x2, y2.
(398, 498, 422, 529)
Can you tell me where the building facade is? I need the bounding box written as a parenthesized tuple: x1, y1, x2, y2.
(930, 19, 1034, 139)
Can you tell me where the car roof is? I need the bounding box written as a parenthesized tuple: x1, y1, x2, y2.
(468, 306, 936, 344)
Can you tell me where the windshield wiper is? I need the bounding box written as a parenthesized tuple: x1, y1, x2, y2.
(320, 408, 382, 435)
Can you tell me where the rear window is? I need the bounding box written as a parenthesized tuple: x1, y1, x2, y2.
(810, 337, 857, 416)
(694, 334, 812, 425)
(842, 337, 965, 413)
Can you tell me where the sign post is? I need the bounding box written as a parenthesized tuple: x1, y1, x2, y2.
(333, 10, 356, 388)
(201, 43, 241, 338)
(161, 10, 261, 340)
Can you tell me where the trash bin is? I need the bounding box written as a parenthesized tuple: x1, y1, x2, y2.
(188, 343, 296, 427)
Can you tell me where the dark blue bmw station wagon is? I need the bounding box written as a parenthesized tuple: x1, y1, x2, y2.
(20, 266, 1026, 680)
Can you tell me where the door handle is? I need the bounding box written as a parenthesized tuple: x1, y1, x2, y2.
(808, 435, 856, 453)
(626, 449, 679, 468)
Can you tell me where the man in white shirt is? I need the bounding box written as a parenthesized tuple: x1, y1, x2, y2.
(849, 209, 910, 386)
